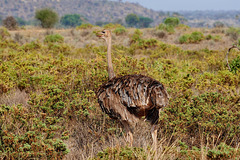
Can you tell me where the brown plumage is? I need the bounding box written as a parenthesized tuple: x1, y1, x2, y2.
(96, 30, 169, 148)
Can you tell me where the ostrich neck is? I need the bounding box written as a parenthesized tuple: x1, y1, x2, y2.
(106, 37, 115, 79)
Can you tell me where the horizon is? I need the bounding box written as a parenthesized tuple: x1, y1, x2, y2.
(113, 0, 240, 11)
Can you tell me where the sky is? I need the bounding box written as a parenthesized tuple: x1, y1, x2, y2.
(117, 0, 240, 11)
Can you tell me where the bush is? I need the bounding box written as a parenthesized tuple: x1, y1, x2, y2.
(0, 27, 10, 40)
(125, 13, 139, 27)
(226, 27, 240, 40)
(138, 16, 153, 28)
(103, 23, 124, 29)
(113, 27, 127, 35)
(35, 8, 59, 28)
(76, 23, 94, 29)
(229, 56, 240, 73)
(60, 14, 85, 27)
(164, 17, 180, 27)
(44, 34, 64, 43)
(179, 31, 204, 43)
(3, 16, 18, 30)
(158, 23, 175, 34)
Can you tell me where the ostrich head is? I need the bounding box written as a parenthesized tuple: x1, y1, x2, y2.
(97, 29, 111, 42)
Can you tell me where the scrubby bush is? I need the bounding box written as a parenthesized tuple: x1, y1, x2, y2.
(35, 8, 59, 28)
(164, 17, 180, 27)
(113, 27, 127, 35)
(3, 16, 18, 30)
(226, 27, 240, 40)
(44, 34, 64, 43)
(229, 56, 240, 73)
(103, 23, 124, 29)
(60, 14, 85, 27)
(76, 23, 94, 29)
(179, 31, 204, 43)
(0, 27, 10, 40)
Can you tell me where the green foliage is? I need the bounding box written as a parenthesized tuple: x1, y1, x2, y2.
(44, 34, 64, 43)
(113, 27, 127, 35)
(157, 23, 175, 34)
(125, 14, 153, 28)
(130, 29, 158, 49)
(0, 27, 10, 40)
(103, 23, 124, 29)
(76, 23, 94, 29)
(157, 17, 182, 34)
(138, 16, 153, 28)
(179, 31, 204, 44)
(35, 8, 59, 28)
(125, 13, 139, 27)
(3, 16, 18, 30)
(207, 143, 238, 159)
(164, 17, 180, 27)
(229, 56, 240, 73)
(95, 146, 147, 160)
(60, 14, 84, 27)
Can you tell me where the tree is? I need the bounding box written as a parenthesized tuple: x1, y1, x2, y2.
(138, 16, 153, 28)
(60, 14, 84, 27)
(35, 8, 59, 28)
(3, 16, 18, 30)
(125, 13, 139, 27)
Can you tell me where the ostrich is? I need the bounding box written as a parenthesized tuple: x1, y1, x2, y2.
(96, 29, 169, 149)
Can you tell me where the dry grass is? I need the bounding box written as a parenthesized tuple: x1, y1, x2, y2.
(9, 26, 235, 51)
(0, 89, 29, 107)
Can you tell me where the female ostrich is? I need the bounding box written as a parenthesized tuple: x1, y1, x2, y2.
(96, 29, 169, 148)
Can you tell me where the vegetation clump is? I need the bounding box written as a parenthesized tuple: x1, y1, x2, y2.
(60, 14, 85, 27)
(3, 16, 18, 30)
(179, 31, 204, 43)
(44, 34, 64, 43)
(35, 8, 59, 28)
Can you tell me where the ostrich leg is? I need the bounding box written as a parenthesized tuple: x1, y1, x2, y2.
(151, 125, 158, 151)
(122, 121, 133, 146)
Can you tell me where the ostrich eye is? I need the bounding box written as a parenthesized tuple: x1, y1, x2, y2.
(102, 31, 105, 33)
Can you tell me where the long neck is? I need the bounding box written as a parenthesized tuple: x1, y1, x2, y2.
(106, 36, 115, 79)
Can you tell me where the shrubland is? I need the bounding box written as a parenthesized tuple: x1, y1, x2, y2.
(0, 25, 240, 160)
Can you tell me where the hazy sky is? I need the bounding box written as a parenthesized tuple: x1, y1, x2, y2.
(117, 0, 240, 11)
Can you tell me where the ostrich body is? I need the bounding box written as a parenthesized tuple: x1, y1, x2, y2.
(96, 30, 169, 148)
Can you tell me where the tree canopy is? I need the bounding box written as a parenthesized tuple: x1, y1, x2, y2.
(60, 14, 85, 27)
(35, 8, 59, 28)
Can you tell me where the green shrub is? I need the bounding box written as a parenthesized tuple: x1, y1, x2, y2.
(207, 143, 237, 159)
(35, 8, 59, 28)
(44, 34, 64, 43)
(164, 17, 180, 27)
(179, 31, 204, 43)
(95, 146, 147, 160)
(103, 23, 124, 29)
(0, 27, 10, 40)
(158, 23, 175, 34)
(76, 23, 94, 29)
(229, 56, 240, 73)
(60, 14, 85, 27)
(113, 27, 127, 35)
(125, 13, 139, 27)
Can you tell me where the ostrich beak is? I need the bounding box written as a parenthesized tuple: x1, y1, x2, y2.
(96, 31, 104, 38)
